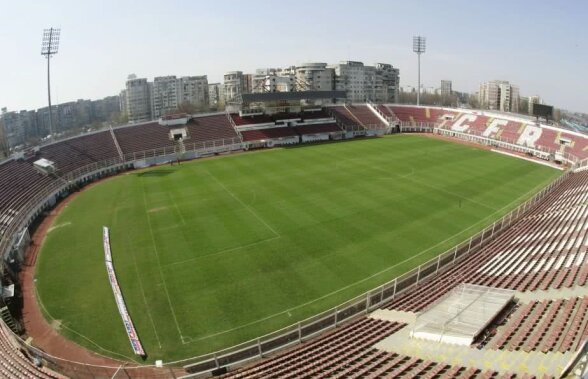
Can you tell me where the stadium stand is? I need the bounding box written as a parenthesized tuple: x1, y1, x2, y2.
(386, 170, 588, 313)
(36, 131, 120, 174)
(388, 106, 445, 124)
(329, 106, 364, 130)
(377, 104, 397, 119)
(571, 137, 588, 160)
(271, 112, 301, 121)
(231, 114, 273, 126)
(205, 170, 588, 379)
(293, 123, 342, 135)
(448, 113, 492, 135)
(300, 109, 331, 120)
(344, 105, 386, 128)
(114, 122, 175, 155)
(485, 297, 588, 353)
(6, 105, 588, 377)
(494, 120, 524, 142)
(0, 160, 57, 230)
(0, 321, 65, 379)
(184, 114, 240, 143)
(433, 109, 588, 161)
(240, 126, 298, 142)
(217, 318, 511, 379)
(534, 127, 563, 152)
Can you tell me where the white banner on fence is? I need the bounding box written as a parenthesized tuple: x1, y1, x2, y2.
(102, 226, 145, 356)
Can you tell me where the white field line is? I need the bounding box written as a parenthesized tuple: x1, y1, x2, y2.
(398, 166, 415, 178)
(34, 285, 140, 363)
(179, 175, 552, 344)
(164, 236, 280, 269)
(491, 149, 564, 171)
(169, 193, 187, 226)
(325, 146, 496, 210)
(362, 160, 498, 211)
(157, 224, 181, 232)
(47, 221, 71, 233)
(140, 182, 185, 343)
(205, 169, 280, 238)
(402, 174, 498, 211)
(129, 244, 163, 349)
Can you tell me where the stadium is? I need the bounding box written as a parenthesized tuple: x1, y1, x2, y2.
(1, 90, 588, 379)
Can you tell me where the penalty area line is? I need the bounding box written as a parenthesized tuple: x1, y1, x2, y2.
(129, 243, 163, 349)
(204, 169, 281, 238)
(179, 178, 549, 344)
(140, 181, 185, 344)
(163, 235, 281, 269)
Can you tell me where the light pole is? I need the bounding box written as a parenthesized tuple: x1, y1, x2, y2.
(41, 28, 60, 141)
(413, 36, 426, 106)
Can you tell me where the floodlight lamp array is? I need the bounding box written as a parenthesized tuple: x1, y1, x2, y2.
(413, 36, 426, 54)
(41, 28, 60, 56)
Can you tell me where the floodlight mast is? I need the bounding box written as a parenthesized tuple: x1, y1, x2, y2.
(413, 36, 426, 106)
(41, 28, 60, 141)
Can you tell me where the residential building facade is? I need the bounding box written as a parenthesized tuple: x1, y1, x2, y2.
(294, 63, 335, 92)
(479, 80, 520, 113)
(151, 76, 179, 119)
(441, 80, 452, 97)
(179, 76, 209, 110)
(125, 76, 152, 123)
(208, 83, 224, 108)
(223, 71, 246, 103)
(328, 61, 399, 103)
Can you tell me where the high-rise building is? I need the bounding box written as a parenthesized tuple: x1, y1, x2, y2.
(119, 90, 127, 116)
(0, 94, 122, 149)
(330, 61, 370, 102)
(243, 74, 253, 94)
(125, 76, 152, 123)
(223, 71, 246, 103)
(0, 108, 37, 148)
(328, 61, 399, 103)
(57, 99, 92, 132)
(179, 76, 209, 110)
(478, 80, 520, 113)
(151, 76, 180, 118)
(294, 63, 335, 92)
(440, 80, 452, 97)
(91, 96, 121, 122)
(375, 63, 400, 103)
(528, 95, 543, 115)
(221, 61, 398, 104)
(252, 68, 296, 93)
(208, 83, 224, 108)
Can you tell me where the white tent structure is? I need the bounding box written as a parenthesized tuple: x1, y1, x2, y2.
(410, 283, 514, 346)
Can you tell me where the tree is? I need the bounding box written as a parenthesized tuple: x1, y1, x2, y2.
(109, 112, 128, 126)
(170, 101, 211, 116)
(467, 94, 480, 109)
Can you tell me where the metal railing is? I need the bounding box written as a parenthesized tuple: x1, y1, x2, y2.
(400, 121, 436, 133)
(174, 168, 570, 376)
(435, 126, 580, 166)
(0, 137, 244, 276)
(0, 130, 573, 378)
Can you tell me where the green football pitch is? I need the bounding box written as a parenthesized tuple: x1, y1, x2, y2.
(35, 135, 560, 362)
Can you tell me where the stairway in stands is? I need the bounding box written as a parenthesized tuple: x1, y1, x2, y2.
(0, 307, 17, 334)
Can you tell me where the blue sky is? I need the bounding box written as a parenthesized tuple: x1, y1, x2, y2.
(1, 0, 586, 112)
